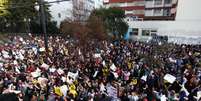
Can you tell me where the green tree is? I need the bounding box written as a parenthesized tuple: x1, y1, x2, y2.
(91, 8, 129, 39)
(86, 14, 108, 41)
(0, 0, 59, 34)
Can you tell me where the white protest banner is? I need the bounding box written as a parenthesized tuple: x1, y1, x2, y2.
(110, 64, 117, 71)
(197, 91, 201, 100)
(93, 71, 98, 78)
(15, 66, 21, 73)
(113, 72, 119, 78)
(100, 83, 106, 93)
(164, 74, 176, 84)
(141, 75, 147, 81)
(67, 71, 79, 80)
(8, 90, 21, 94)
(19, 37, 23, 42)
(39, 47, 45, 52)
(32, 47, 37, 55)
(78, 49, 81, 55)
(160, 95, 167, 101)
(31, 68, 41, 78)
(49, 67, 56, 73)
(94, 53, 101, 58)
(169, 57, 176, 63)
(31, 71, 41, 78)
(3, 53, 9, 59)
(102, 60, 106, 66)
(2, 50, 8, 55)
(61, 76, 67, 82)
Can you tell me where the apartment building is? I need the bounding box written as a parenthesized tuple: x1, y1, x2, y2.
(103, 0, 178, 21)
(144, 0, 178, 20)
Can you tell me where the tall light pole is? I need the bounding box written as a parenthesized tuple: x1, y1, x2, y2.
(38, 0, 48, 51)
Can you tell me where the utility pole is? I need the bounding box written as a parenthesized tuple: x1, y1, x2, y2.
(39, 0, 48, 51)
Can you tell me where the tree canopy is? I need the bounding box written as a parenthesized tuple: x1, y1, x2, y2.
(0, 0, 59, 34)
(60, 7, 128, 43)
(91, 8, 129, 39)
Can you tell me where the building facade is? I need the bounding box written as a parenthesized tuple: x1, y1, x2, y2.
(103, 0, 178, 21)
(144, 0, 178, 20)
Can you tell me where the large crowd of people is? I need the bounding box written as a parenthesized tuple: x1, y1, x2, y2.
(0, 34, 200, 101)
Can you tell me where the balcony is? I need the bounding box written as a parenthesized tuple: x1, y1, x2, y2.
(145, 0, 172, 9)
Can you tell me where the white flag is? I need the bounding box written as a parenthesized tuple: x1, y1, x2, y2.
(31, 71, 41, 78)
(93, 71, 99, 78)
(164, 74, 176, 84)
(39, 47, 45, 52)
(141, 75, 147, 81)
(110, 64, 116, 71)
(102, 60, 106, 66)
(67, 71, 79, 80)
(94, 53, 101, 58)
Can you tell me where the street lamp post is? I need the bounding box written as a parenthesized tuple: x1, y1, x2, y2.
(38, 0, 48, 51)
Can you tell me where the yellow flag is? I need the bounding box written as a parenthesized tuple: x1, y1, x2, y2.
(128, 62, 132, 69)
(32, 79, 38, 85)
(131, 79, 137, 85)
(54, 87, 63, 96)
(69, 84, 76, 90)
(0, 0, 9, 16)
(69, 84, 77, 97)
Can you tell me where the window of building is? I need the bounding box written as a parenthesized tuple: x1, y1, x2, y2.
(130, 28, 139, 35)
(154, 9, 162, 15)
(145, 10, 153, 16)
(150, 30, 157, 35)
(163, 9, 170, 16)
(142, 30, 150, 36)
(154, 0, 162, 5)
(164, 0, 172, 4)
